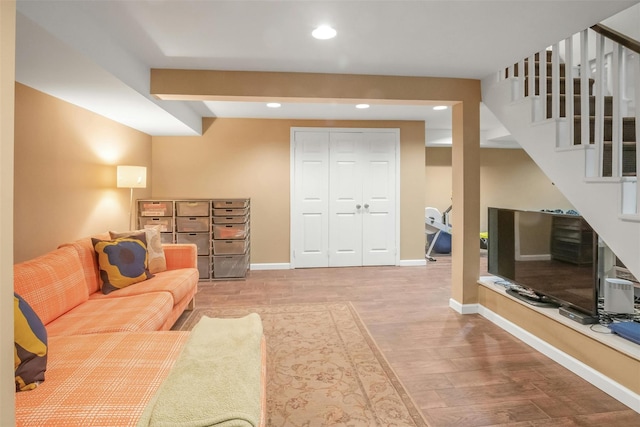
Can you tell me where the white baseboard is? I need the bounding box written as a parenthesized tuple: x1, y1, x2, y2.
(478, 305, 640, 414)
(251, 261, 427, 269)
(250, 263, 291, 271)
(449, 298, 479, 314)
(398, 259, 427, 267)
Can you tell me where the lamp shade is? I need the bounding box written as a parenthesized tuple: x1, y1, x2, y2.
(117, 165, 147, 188)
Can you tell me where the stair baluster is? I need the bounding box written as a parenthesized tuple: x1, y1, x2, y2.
(565, 36, 575, 150)
(623, 52, 640, 216)
(594, 33, 606, 177)
(580, 29, 590, 148)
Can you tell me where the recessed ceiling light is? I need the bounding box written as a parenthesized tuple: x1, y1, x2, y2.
(433, 105, 448, 111)
(356, 104, 370, 109)
(266, 102, 281, 108)
(312, 25, 337, 40)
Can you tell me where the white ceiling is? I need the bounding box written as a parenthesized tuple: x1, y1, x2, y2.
(14, 0, 640, 147)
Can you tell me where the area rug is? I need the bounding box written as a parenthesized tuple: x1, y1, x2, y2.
(179, 302, 429, 427)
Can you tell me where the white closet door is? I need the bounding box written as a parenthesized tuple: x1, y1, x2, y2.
(329, 132, 364, 267)
(292, 128, 398, 268)
(292, 130, 329, 267)
(361, 131, 397, 266)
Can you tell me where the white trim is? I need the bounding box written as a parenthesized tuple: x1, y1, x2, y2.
(398, 259, 426, 267)
(393, 129, 401, 266)
(289, 127, 296, 268)
(250, 263, 291, 271)
(449, 298, 479, 314)
(478, 304, 640, 414)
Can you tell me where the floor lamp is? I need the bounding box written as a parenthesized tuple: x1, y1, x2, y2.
(117, 165, 147, 230)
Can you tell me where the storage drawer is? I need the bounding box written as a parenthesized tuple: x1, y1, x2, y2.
(213, 207, 248, 217)
(140, 217, 173, 232)
(212, 199, 248, 209)
(177, 233, 210, 256)
(213, 223, 248, 239)
(160, 232, 174, 244)
(213, 254, 249, 278)
(213, 239, 248, 255)
(176, 216, 210, 232)
(197, 256, 211, 280)
(139, 201, 172, 217)
(176, 200, 210, 217)
(212, 214, 249, 224)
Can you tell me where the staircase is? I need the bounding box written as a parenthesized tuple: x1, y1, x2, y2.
(482, 24, 640, 280)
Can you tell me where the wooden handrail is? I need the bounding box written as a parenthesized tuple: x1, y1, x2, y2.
(591, 23, 640, 55)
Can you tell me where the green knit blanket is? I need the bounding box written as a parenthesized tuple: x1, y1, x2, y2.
(137, 314, 263, 427)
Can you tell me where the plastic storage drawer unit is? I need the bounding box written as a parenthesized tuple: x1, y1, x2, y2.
(212, 215, 249, 224)
(213, 254, 249, 278)
(140, 217, 173, 232)
(212, 199, 248, 209)
(213, 223, 248, 240)
(176, 217, 210, 232)
(138, 201, 172, 217)
(213, 207, 248, 217)
(213, 239, 248, 255)
(160, 233, 174, 244)
(197, 256, 211, 280)
(176, 201, 210, 217)
(177, 233, 210, 256)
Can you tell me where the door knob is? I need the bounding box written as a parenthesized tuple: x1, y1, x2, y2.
(356, 204, 362, 209)
(364, 203, 370, 209)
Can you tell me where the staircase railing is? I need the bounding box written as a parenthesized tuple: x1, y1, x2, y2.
(499, 24, 640, 217)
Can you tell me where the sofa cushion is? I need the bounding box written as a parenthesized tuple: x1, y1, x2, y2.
(45, 292, 174, 336)
(14, 293, 48, 391)
(89, 267, 199, 306)
(110, 226, 167, 274)
(58, 233, 111, 295)
(15, 332, 189, 426)
(14, 245, 89, 326)
(92, 234, 153, 295)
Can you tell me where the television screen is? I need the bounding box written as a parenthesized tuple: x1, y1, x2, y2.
(487, 207, 598, 316)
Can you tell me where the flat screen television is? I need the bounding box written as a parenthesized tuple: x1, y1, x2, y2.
(487, 207, 598, 317)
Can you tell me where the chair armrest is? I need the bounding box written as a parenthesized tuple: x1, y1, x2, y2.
(162, 244, 198, 270)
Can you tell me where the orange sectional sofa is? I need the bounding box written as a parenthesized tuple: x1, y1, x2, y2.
(14, 234, 266, 426)
(14, 233, 199, 336)
(13, 234, 200, 425)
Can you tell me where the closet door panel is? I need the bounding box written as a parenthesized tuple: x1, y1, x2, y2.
(362, 132, 397, 266)
(293, 131, 329, 268)
(329, 132, 363, 267)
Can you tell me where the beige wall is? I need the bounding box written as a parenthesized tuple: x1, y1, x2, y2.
(425, 147, 573, 232)
(152, 118, 426, 264)
(13, 84, 153, 262)
(152, 68, 481, 303)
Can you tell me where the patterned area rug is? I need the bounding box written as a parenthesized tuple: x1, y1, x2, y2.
(179, 302, 429, 427)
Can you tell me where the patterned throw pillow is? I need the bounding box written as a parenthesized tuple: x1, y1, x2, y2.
(14, 292, 48, 391)
(110, 226, 167, 274)
(92, 233, 153, 295)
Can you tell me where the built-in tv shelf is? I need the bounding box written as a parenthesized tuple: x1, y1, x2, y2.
(477, 276, 639, 412)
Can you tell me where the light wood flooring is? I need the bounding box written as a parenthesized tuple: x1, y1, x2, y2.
(174, 255, 640, 427)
